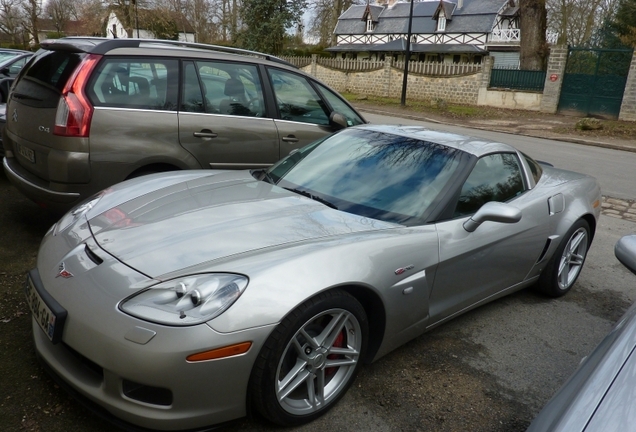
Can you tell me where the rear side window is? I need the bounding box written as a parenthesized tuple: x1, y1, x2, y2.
(181, 60, 266, 117)
(87, 58, 179, 111)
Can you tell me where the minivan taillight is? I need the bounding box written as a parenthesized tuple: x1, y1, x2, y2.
(54, 54, 101, 137)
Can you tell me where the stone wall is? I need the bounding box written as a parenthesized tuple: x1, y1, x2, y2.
(294, 49, 636, 121)
(301, 57, 483, 105)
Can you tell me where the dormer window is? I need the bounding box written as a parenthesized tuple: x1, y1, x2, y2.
(367, 19, 375, 32)
(437, 15, 446, 32)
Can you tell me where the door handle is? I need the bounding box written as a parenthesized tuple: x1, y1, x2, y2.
(282, 135, 299, 143)
(193, 129, 218, 138)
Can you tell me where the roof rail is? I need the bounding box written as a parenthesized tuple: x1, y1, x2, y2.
(41, 37, 297, 68)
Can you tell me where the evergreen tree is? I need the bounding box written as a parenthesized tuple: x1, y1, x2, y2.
(239, 0, 307, 55)
(614, 0, 636, 47)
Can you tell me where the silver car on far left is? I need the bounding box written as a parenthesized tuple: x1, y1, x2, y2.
(25, 125, 601, 430)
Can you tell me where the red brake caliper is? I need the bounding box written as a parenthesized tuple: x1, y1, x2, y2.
(325, 330, 345, 377)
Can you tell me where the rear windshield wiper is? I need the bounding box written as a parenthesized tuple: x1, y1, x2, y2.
(12, 92, 43, 102)
(283, 187, 338, 210)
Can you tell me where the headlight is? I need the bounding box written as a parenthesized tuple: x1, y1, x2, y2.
(120, 274, 248, 326)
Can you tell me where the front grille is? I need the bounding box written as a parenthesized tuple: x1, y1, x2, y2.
(63, 343, 104, 379)
(122, 380, 173, 406)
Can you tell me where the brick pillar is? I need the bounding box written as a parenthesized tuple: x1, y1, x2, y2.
(383, 56, 393, 98)
(619, 51, 636, 122)
(477, 56, 494, 106)
(540, 45, 568, 114)
(311, 54, 318, 78)
(480, 55, 494, 88)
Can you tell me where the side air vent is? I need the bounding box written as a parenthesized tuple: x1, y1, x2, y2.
(537, 236, 559, 263)
(84, 245, 103, 265)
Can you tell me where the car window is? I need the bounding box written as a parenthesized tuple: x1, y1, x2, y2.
(315, 82, 365, 126)
(268, 68, 330, 126)
(0, 52, 19, 64)
(88, 58, 178, 111)
(454, 153, 526, 217)
(182, 60, 265, 117)
(8, 56, 28, 75)
(21, 50, 83, 91)
(271, 128, 464, 225)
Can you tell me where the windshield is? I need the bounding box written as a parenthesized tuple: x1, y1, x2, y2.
(268, 128, 464, 225)
(0, 52, 19, 65)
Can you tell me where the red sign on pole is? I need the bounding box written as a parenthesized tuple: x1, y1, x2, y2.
(550, 74, 558, 82)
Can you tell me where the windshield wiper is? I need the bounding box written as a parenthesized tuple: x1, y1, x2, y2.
(251, 169, 275, 184)
(283, 187, 338, 210)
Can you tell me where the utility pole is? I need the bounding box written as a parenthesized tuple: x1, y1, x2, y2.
(400, 0, 415, 106)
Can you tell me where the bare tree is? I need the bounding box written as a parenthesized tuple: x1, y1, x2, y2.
(309, 0, 363, 46)
(21, 0, 41, 45)
(0, 0, 22, 44)
(74, 0, 107, 36)
(519, 0, 548, 70)
(547, 0, 617, 45)
(45, 0, 76, 34)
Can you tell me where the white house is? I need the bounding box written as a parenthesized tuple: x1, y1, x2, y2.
(106, 10, 195, 42)
(329, 0, 529, 67)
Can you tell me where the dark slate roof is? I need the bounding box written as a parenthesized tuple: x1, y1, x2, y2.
(364, 5, 385, 21)
(335, 0, 509, 35)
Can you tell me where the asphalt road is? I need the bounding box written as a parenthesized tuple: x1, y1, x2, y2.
(364, 112, 636, 201)
(1, 131, 636, 431)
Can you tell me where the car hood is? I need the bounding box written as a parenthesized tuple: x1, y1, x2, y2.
(88, 171, 397, 278)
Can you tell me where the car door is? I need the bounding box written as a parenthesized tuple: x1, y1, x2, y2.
(428, 152, 550, 324)
(178, 60, 279, 169)
(267, 68, 364, 158)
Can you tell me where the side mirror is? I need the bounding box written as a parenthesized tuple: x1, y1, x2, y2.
(463, 202, 522, 232)
(329, 112, 348, 130)
(0, 67, 9, 77)
(615, 235, 636, 276)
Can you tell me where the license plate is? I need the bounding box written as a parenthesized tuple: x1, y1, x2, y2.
(25, 273, 66, 344)
(17, 143, 35, 163)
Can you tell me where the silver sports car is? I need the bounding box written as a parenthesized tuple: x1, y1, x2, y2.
(26, 125, 601, 430)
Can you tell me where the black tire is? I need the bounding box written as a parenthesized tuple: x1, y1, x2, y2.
(537, 219, 590, 297)
(249, 289, 368, 426)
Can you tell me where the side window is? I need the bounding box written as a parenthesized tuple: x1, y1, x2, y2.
(88, 58, 178, 111)
(454, 153, 526, 217)
(9, 57, 28, 75)
(268, 68, 330, 126)
(315, 82, 365, 126)
(195, 61, 266, 117)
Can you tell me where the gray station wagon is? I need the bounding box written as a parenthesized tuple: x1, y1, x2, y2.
(2, 38, 366, 212)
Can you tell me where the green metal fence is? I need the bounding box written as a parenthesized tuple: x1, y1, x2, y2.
(489, 68, 546, 91)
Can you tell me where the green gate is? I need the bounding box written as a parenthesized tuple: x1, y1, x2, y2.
(558, 47, 633, 119)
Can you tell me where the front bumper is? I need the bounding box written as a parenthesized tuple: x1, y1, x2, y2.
(29, 230, 275, 430)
